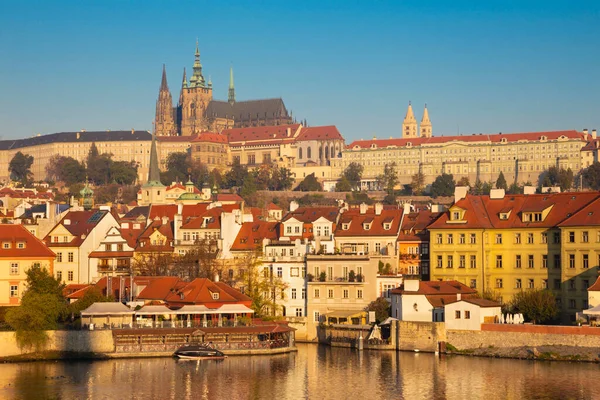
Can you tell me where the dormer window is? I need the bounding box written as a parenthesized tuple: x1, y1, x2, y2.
(342, 223, 349, 230)
(452, 211, 460, 220)
(240, 239, 247, 244)
(501, 138, 507, 144)
(499, 213, 509, 220)
(2, 242, 10, 249)
(211, 292, 219, 300)
(540, 135, 547, 141)
(17, 242, 26, 249)
(363, 223, 371, 230)
(384, 223, 391, 230)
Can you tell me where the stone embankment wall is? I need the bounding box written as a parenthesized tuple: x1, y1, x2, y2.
(448, 324, 600, 350)
(0, 330, 114, 357)
(396, 321, 446, 352)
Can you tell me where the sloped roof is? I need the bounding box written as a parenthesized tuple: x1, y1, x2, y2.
(390, 280, 477, 296)
(0, 225, 55, 258)
(398, 210, 442, 241)
(282, 206, 339, 224)
(207, 98, 290, 125)
(231, 221, 279, 251)
(296, 126, 343, 142)
(44, 210, 110, 247)
(223, 123, 300, 144)
(589, 276, 600, 292)
(192, 132, 228, 144)
(81, 302, 134, 316)
(0, 130, 152, 151)
(335, 207, 402, 237)
(558, 196, 600, 227)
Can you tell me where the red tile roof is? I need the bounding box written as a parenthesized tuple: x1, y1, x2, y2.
(336, 207, 402, 237)
(558, 196, 600, 227)
(148, 204, 210, 221)
(231, 221, 279, 251)
(191, 132, 228, 144)
(589, 276, 600, 292)
(282, 207, 339, 223)
(296, 125, 343, 141)
(347, 130, 584, 149)
(215, 193, 244, 203)
(0, 225, 55, 258)
(44, 210, 111, 247)
(224, 124, 301, 144)
(390, 280, 477, 296)
(398, 210, 442, 242)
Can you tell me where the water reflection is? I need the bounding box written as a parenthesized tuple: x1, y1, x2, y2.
(0, 344, 598, 399)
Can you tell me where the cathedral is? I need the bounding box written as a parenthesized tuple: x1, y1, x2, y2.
(401, 102, 432, 138)
(154, 42, 293, 136)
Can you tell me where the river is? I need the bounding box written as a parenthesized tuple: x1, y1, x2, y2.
(0, 344, 598, 399)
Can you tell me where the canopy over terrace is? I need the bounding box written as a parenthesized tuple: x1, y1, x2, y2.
(324, 310, 367, 325)
(81, 302, 135, 329)
(583, 305, 600, 315)
(135, 304, 255, 328)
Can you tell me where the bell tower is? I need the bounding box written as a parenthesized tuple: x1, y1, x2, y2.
(179, 40, 213, 136)
(420, 104, 432, 138)
(402, 102, 418, 138)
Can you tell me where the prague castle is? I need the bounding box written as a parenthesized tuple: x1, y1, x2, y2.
(155, 42, 293, 136)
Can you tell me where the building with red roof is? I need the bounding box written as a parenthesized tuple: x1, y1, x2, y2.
(0, 224, 55, 305)
(191, 132, 229, 171)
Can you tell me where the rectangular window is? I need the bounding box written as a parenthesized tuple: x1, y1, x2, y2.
(9, 285, 18, 298)
(515, 233, 521, 244)
(436, 255, 443, 268)
(554, 254, 561, 269)
(68, 271, 74, 281)
(294, 226, 300, 234)
(290, 267, 299, 277)
(528, 279, 534, 289)
(568, 231, 575, 243)
(375, 242, 381, 253)
(583, 254, 589, 269)
(465, 311, 471, 319)
(314, 311, 320, 322)
(296, 308, 303, 317)
(470, 279, 477, 289)
(495, 234, 502, 244)
(542, 279, 548, 289)
(583, 280, 590, 290)
(328, 289, 334, 298)
(57, 252, 63, 262)
(68, 252, 74, 263)
(528, 255, 534, 269)
(57, 271, 62, 281)
(459, 255, 466, 268)
(515, 255, 522, 269)
(553, 232, 560, 244)
(327, 266, 333, 281)
(357, 289, 363, 299)
(569, 279, 576, 290)
(436, 234, 442, 244)
(527, 233, 534, 244)
(569, 299, 576, 309)
(569, 254, 575, 269)
(263, 267, 270, 278)
(515, 279, 522, 289)
(459, 234, 465, 244)
(277, 267, 283, 278)
(10, 263, 19, 275)
(447, 234, 453, 245)
(291, 288, 297, 299)
(554, 279, 561, 290)
(343, 289, 349, 299)
(470, 255, 476, 269)
(541, 233, 548, 244)
(447, 255, 453, 268)
(542, 255, 548, 269)
(469, 234, 476, 244)
(286, 226, 292, 234)
(314, 289, 320, 298)
(495, 255, 503, 268)
(496, 278, 503, 289)
(582, 231, 589, 243)
(455, 310, 461, 319)
(302, 288, 306, 299)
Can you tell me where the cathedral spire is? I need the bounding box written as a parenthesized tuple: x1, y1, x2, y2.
(147, 133, 162, 184)
(190, 39, 205, 88)
(402, 101, 418, 139)
(181, 67, 187, 88)
(160, 64, 169, 91)
(420, 103, 432, 138)
(228, 65, 236, 105)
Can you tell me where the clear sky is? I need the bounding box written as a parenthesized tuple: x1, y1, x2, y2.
(1, 1, 599, 142)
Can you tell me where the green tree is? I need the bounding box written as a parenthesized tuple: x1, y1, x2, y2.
(507, 182, 522, 194)
(224, 158, 249, 188)
(366, 297, 390, 323)
(430, 173, 455, 198)
(582, 162, 600, 190)
(269, 167, 294, 191)
(45, 155, 86, 185)
(542, 166, 574, 191)
(86, 144, 113, 185)
(295, 173, 322, 191)
(69, 286, 114, 317)
(240, 173, 258, 199)
(110, 161, 138, 185)
(496, 171, 508, 190)
(5, 265, 67, 350)
(410, 171, 425, 195)
(376, 162, 399, 195)
(341, 162, 363, 190)
(457, 177, 470, 187)
(335, 176, 352, 192)
(9, 152, 34, 185)
(507, 289, 558, 324)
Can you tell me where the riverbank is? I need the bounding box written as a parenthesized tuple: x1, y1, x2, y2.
(444, 344, 600, 363)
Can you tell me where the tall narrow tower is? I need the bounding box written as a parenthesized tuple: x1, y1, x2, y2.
(228, 65, 236, 105)
(420, 104, 432, 138)
(141, 133, 166, 205)
(402, 102, 418, 138)
(154, 65, 176, 136)
(180, 41, 213, 136)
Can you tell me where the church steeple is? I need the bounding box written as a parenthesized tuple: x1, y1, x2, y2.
(160, 64, 169, 91)
(420, 103, 432, 138)
(181, 67, 187, 88)
(147, 133, 162, 184)
(190, 39, 206, 88)
(402, 101, 418, 138)
(228, 65, 236, 105)
(140, 133, 166, 205)
(154, 65, 176, 136)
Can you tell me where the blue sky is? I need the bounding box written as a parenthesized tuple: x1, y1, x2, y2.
(1, 1, 599, 142)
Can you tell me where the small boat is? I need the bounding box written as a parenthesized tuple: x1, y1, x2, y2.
(174, 344, 227, 360)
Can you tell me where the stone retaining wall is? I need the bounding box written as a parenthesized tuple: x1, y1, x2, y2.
(396, 321, 446, 352)
(0, 330, 114, 357)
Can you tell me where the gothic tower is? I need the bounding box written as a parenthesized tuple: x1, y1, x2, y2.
(179, 41, 213, 136)
(154, 65, 176, 136)
(141, 132, 166, 205)
(228, 65, 236, 105)
(402, 102, 418, 139)
(420, 104, 432, 138)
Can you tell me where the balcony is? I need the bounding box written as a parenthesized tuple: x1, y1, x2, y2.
(306, 274, 366, 284)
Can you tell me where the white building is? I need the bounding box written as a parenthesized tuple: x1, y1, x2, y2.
(444, 298, 502, 330)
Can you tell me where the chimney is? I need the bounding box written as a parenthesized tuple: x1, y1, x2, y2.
(177, 203, 183, 216)
(583, 128, 589, 141)
(523, 186, 536, 195)
(593, 129, 597, 140)
(457, 293, 462, 301)
(404, 279, 419, 292)
(289, 200, 299, 212)
(375, 202, 383, 215)
(490, 189, 505, 200)
(76, 132, 80, 140)
(454, 186, 469, 203)
(214, 273, 219, 282)
(359, 202, 368, 215)
(161, 216, 169, 225)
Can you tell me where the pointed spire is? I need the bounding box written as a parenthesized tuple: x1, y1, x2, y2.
(228, 65, 236, 105)
(402, 101, 418, 139)
(191, 39, 205, 87)
(181, 67, 187, 88)
(405, 101, 415, 120)
(421, 103, 430, 124)
(160, 64, 169, 91)
(420, 103, 432, 138)
(147, 133, 162, 184)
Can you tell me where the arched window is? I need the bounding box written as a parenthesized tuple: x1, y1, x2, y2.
(307, 147, 312, 159)
(324, 146, 329, 159)
(331, 146, 335, 158)
(298, 148, 303, 159)
(318, 148, 322, 160)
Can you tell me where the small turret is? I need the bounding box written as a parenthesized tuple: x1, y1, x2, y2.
(228, 65, 236, 105)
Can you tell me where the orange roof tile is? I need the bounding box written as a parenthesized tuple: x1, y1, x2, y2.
(224, 124, 301, 144)
(391, 280, 477, 296)
(0, 225, 55, 258)
(296, 125, 343, 141)
(336, 207, 402, 237)
(231, 221, 279, 251)
(191, 132, 228, 144)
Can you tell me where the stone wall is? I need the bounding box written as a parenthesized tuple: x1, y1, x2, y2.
(396, 321, 446, 352)
(0, 330, 114, 357)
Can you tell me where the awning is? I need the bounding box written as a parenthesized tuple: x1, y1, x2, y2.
(325, 310, 365, 319)
(217, 304, 255, 314)
(135, 305, 174, 315)
(583, 304, 600, 315)
(81, 302, 134, 316)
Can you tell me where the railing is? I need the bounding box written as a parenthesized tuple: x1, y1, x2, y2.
(115, 339, 290, 354)
(83, 319, 250, 330)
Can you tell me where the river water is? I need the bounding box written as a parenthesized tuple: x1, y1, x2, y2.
(0, 344, 598, 400)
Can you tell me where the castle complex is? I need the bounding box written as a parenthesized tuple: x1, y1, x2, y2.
(154, 42, 293, 136)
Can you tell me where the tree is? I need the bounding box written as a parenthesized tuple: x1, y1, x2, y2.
(376, 162, 399, 195)
(68, 286, 114, 317)
(457, 177, 470, 187)
(295, 173, 322, 191)
(365, 297, 390, 323)
(132, 252, 173, 276)
(335, 176, 352, 192)
(224, 158, 249, 188)
(507, 182, 522, 194)
(172, 239, 220, 280)
(240, 173, 258, 199)
(341, 162, 363, 190)
(5, 265, 66, 350)
(583, 162, 600, 190)
(507, 289, 558, 324)
(87, 153, 112, 185)
(542, 166, 573, 191)
(495, 171, 508, 190)
(110, 161, 138, 185)
(410, 171, 425, 195)
(45, 155, 86, 185)
(9, 151, 34, 185)
(269, 167, 294, 191)
(430, 173, 455, 198)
